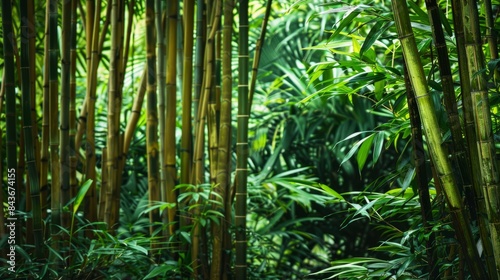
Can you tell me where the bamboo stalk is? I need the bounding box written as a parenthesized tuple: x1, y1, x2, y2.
(109, 0, 126, 234)
(85, 0, 102, 225)
(403, 61, 437, 279)
(462, 0, 500, 277)
(2, 0, 21, 252)
(192, 0, 221, 185)
(48, 0, 62, 264)
(451, 0, 498, 276)
(70, 0, 78, 201)
(424, 0, 471, 198)
(235, 0, 249, 278)
(248, 0, 272, 111)
(392, 0, 487, 278)
(20, 0, 44, 259)
(181, 0, 195, 186)
(211, 1, 233, 278)
(40, 0, 51, 222)
(60, 0, 73, 231)
(146, 0, 160, 238)
(155, 0, 166, 239)
(484, 0, 498, 60)
(165, 0, 179, 239)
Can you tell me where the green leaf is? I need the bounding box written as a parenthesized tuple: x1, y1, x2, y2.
(319, 184, 345, 201)
(328, 6, 363, 39)
(340, 134, 374, 168)
(144, 264, 176, 279)
(357, 134, 375, 172)
(360, 20, 393, 57)
(73, 179, 93, 215)
(372, 132, 384, 164)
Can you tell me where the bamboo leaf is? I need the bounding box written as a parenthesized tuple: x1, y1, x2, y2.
(357, 134, 375, 172)
(319, 184, 345, 201)
(340, 134, 374, 168)
(372, 132, 384, 164)
(360, 20, 392, 57)
(73, 179, 93, 215)
(144, 263, 177, 279)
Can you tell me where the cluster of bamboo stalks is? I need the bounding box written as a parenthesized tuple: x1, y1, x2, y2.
(393, 0, 500, 278)
(1, 0, 273, 278)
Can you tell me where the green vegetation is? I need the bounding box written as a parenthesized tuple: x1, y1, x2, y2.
(1, 0, 500, 279)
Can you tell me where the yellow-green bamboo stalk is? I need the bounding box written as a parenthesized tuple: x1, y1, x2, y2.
(462, 0, 500, 277)
(451, 0, 497, 276)
(484, 0, 498, 60)
(123, 66, 147, 154)
(76, 2, 112, 159)
(164, 0, 179, 238)
(211, 1, 233, 278)
(208, 11, 221, 185)
(193, 0, 205, 145)
(154, 0, 166, 239)
(392, 0, 487, 278)
(105, 0, 124, 231)
(192, 0, 221, 185)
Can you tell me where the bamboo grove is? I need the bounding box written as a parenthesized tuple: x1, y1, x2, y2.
(0, 0, 268, 278)
(3, 0, 500, 278)
(393, 0, 500, 278)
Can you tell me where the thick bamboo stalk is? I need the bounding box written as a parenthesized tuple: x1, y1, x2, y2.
(424, 0, 471, 198)
(211, 1, 233, 278)
(76, 2, 112, 158)
(20, 0, 43, 258)
(164, 0, 179, 238)
(146, 0, 160, 237)
(192, 0, 221, 185)
(451, 0, 497, 276)
(235, 0, 249, 278)
(109, 0, 126, 233)
(392, 0, 487, 278)
(48, 0, 62, 264)
(462, 0, 500, 277)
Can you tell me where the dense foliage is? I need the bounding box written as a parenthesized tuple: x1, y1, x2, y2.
(1, 0, 500, 279)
